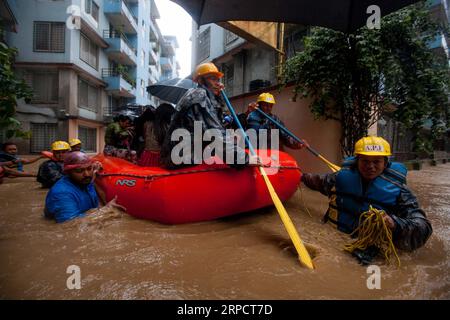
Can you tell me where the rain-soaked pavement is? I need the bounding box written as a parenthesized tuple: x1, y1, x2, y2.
(0, 160, 449, 299)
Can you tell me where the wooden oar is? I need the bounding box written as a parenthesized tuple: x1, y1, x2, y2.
(221, 90, 314, 269)
(255, 108, 341, 172)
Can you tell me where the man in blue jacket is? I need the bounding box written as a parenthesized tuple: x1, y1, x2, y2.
(44, 151, 98, 223)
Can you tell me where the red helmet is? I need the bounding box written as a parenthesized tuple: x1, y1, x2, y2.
(63, 151, 92, 173)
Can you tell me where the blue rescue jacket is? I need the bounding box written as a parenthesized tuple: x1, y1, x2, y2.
(326, 157, 407, 234)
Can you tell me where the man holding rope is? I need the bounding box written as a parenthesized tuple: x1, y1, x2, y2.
(302, 136, 432, 264)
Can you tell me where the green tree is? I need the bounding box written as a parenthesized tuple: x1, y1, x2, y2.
(282, 2, 450, 156)
(0, 27, 32, 140)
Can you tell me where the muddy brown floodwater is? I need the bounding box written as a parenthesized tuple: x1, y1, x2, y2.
(0, 160, 449, 299)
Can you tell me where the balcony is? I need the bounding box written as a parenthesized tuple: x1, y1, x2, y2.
(160, 57, 173, 71)
(150, 0, 160, 20)
(148, 46, 158, 65)
(103, 30, 137, 66)
(161, 41, 176, 57)
(104, 0, 138, 34)
(149, 65, 159, 84)
(102, 68, 136, 98)
(149, 19, 159, 42)
(148, 73, 158, 85)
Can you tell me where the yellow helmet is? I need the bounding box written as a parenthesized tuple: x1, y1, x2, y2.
(51, 141, 70, 151)
(69, 138, 82, 147)
(354, 136, 391, 156)
(257, 92, 276, 104)
(193, 62, 224, 82)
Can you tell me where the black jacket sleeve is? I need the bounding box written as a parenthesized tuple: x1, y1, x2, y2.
(390, 188, 433, 251)
(301, 172, 337, 196)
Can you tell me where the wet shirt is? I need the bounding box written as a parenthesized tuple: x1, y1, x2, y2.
(37, 160, 64, 188)
(160, 85, 248, 168)
(44, 176, 98, 223)
(302, 171, 433, 252)
(246, 111, 299, 149)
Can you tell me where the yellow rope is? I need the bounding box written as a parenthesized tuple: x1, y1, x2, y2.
(298, 183, 313, 218)
(344, 206, 401, 267)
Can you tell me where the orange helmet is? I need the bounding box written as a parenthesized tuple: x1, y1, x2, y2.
(193, 62, 224, 82)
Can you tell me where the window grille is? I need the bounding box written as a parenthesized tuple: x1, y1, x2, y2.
(78, 78, 98, 112)
(30, 123, 57, 153)
(197, 27, 210, 63)
(34, 22, 65, 52)
(23, 70, 58, 104)
(78, 126, 97, 152)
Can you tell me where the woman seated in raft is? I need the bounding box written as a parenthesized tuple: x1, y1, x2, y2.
(138, 103, 175, 167)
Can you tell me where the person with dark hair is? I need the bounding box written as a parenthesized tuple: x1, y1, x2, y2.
(133, 106, 156, 157)
(138, 103, 175, 166)
(104, 114, 136, 161)
(0, 142, 42, 178)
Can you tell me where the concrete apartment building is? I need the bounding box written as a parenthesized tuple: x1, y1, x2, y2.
(191, 21, 308, 98)
(2, 0, 178, 154)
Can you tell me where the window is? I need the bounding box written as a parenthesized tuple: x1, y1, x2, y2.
(85, 0, 99, 22)
(197, 27, 210, 63)
(225, 30, 238, 46)
(30, 123, 57, 153)
(23, 70, 59, 103)
(284, 27, 308, 59)
(78, 78, 98, 112)
(223, 63, 234, 96)
(78, 126, 97, 152)
(33, 22, 65, 52)
(80, 33, 99, 69)
(105, 95, 113, 116)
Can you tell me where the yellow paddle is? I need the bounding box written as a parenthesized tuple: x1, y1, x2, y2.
(221, 90, 314, 269)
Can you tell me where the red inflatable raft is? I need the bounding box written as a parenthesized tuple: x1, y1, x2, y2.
(93, 150, 301, 224)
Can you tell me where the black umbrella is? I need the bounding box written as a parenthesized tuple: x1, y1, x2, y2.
(171, 0, 420, 33)
(147, 77, 196, 104)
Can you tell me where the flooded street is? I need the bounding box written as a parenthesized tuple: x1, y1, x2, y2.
(0, 160, 449, 299)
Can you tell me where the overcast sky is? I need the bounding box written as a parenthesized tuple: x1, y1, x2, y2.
(154, 0, 193, 78)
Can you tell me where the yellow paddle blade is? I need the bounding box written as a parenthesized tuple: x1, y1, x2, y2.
(318, 155, 341, 172)
(259, 167, 314, 269)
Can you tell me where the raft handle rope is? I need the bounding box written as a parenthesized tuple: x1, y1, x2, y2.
(96, 165, 301, 180)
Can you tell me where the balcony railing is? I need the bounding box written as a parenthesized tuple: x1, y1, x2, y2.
(104, 0, 138, 33)
(122, 0, 138, 25)
(102, 68, 136, 88)
(103, 30, 136, 54)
